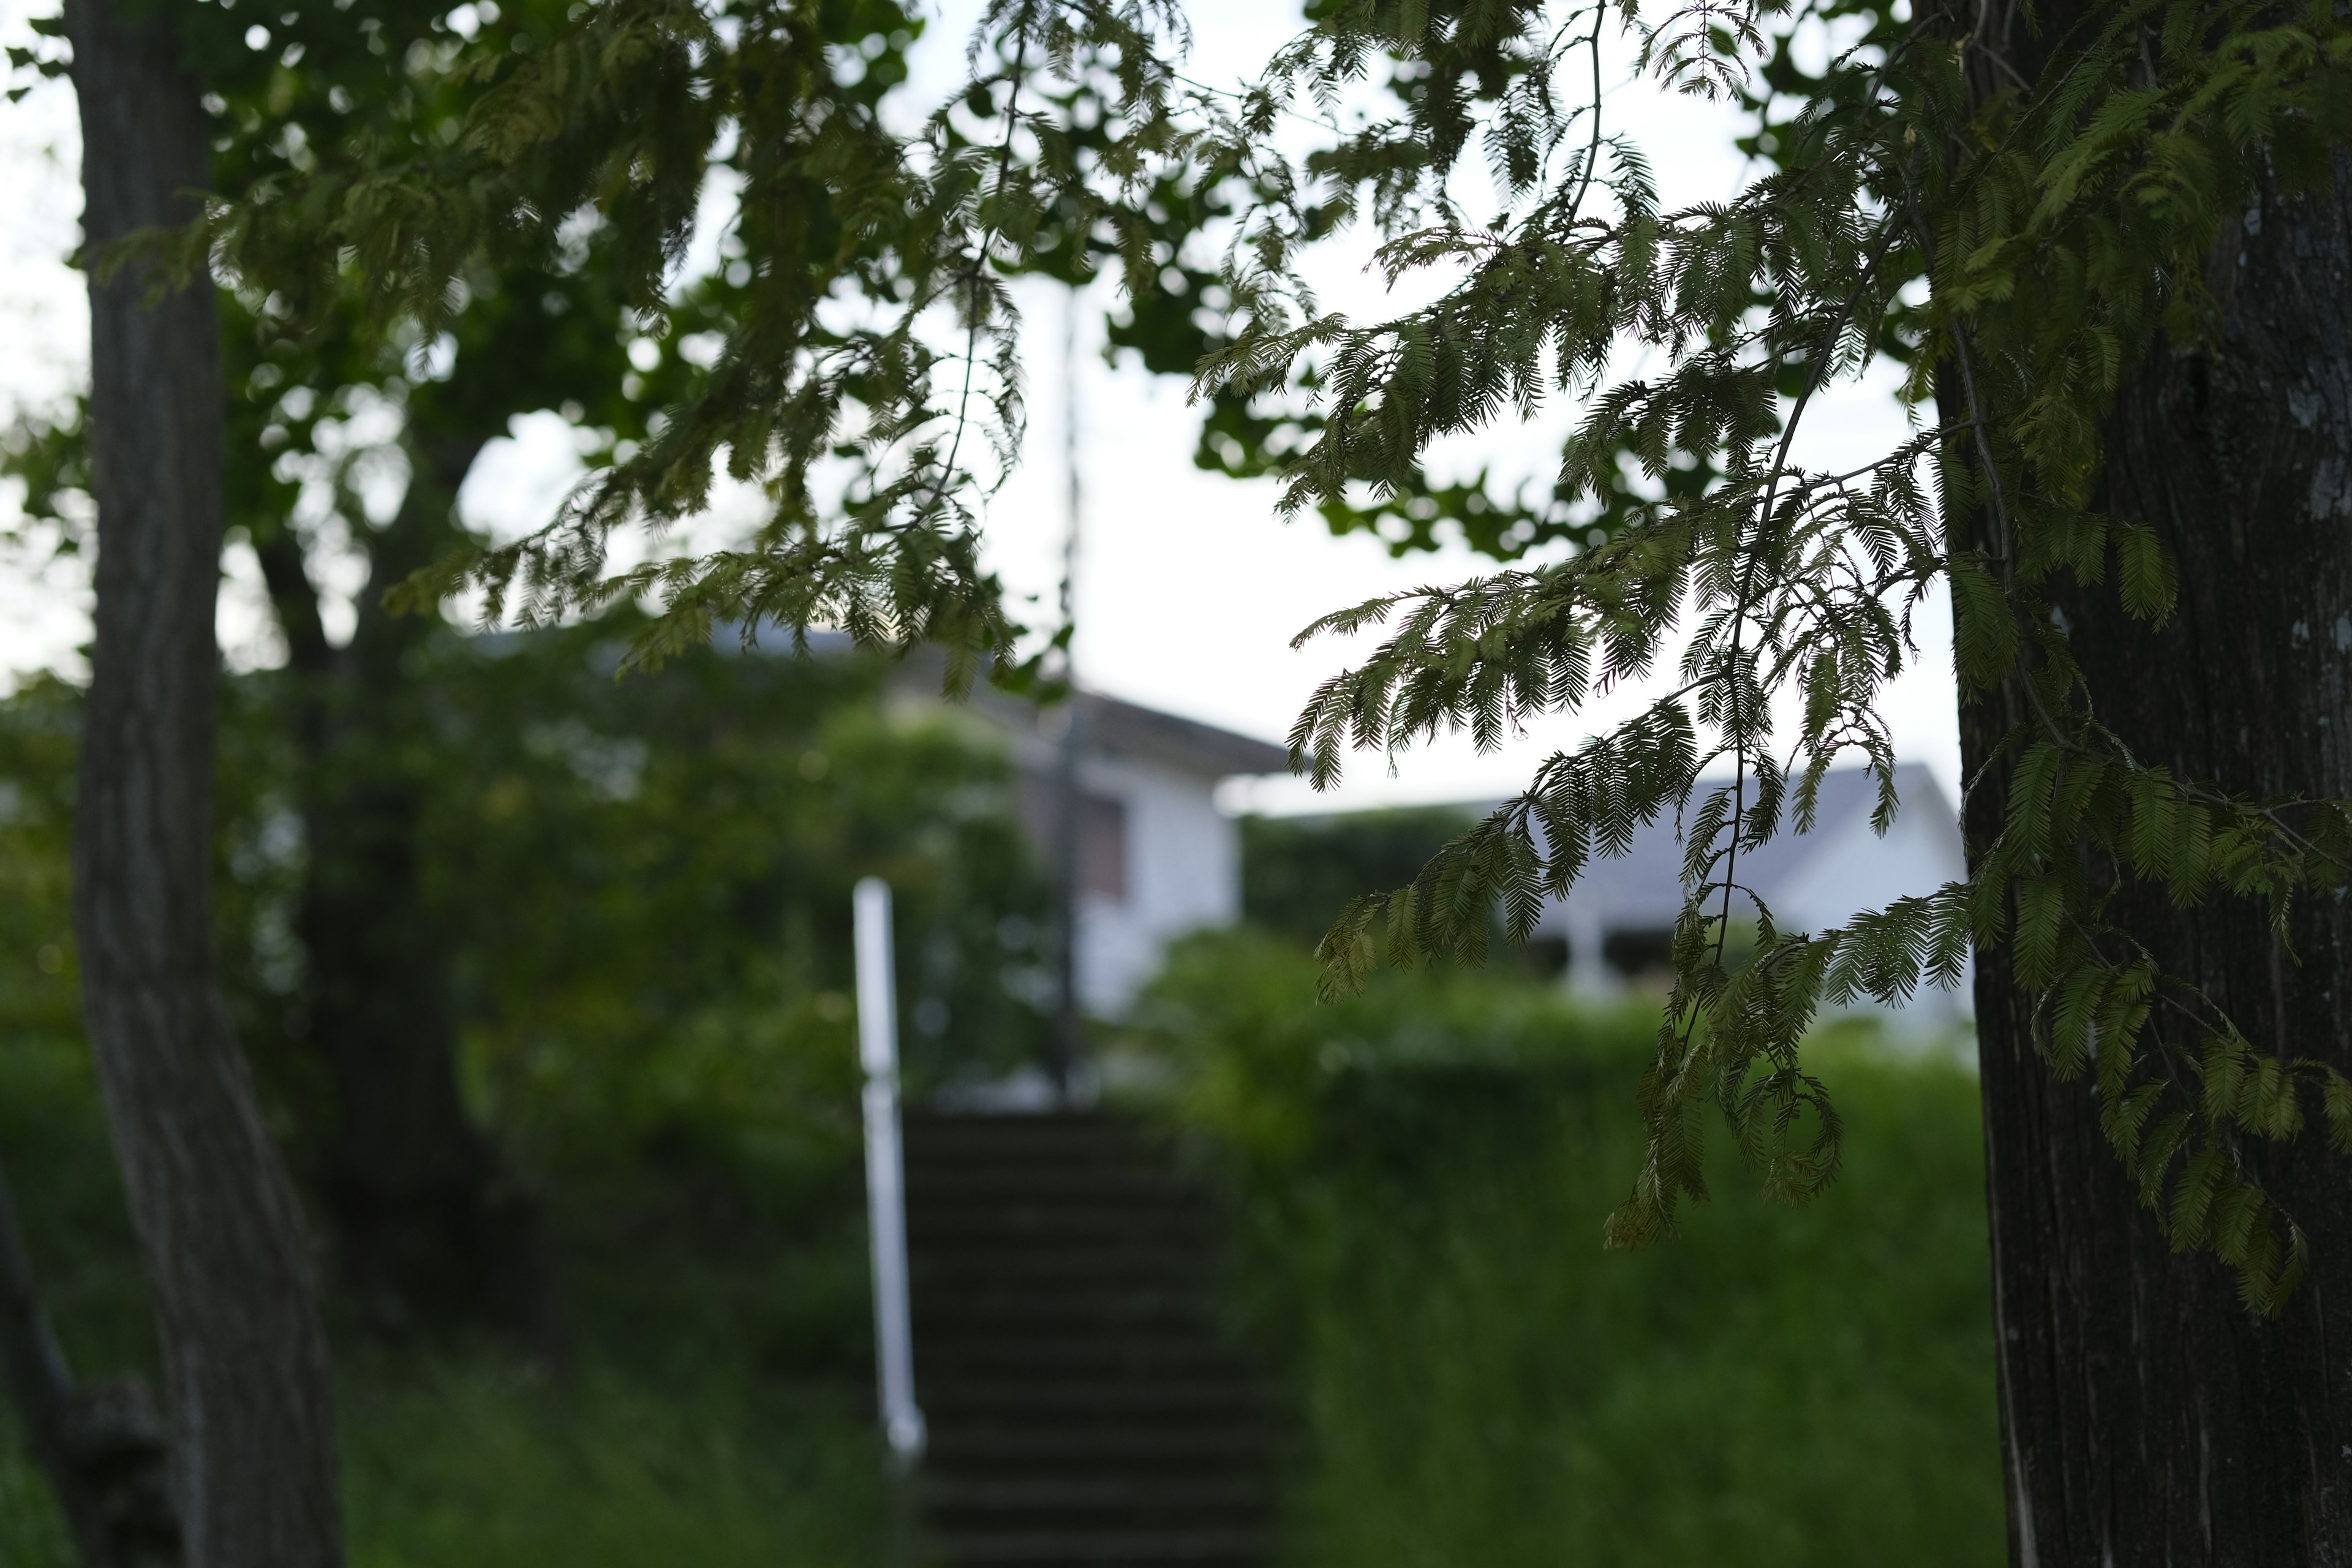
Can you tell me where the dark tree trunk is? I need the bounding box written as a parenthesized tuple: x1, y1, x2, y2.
(66, 2, 344, 1562)
(283, 437, 547, 1335)
(1948, 41, 2352, 1557)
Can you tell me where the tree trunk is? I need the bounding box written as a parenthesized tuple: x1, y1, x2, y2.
(1950, 77, 2352, 1568)
(296, 436, 548, 1335)
(67, 2, 344, 1562)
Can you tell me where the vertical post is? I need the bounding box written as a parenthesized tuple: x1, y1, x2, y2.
(1049, 285, 1086, 1096)
(1564, 893, 1619, 998)
(853, 878, 925, 1464)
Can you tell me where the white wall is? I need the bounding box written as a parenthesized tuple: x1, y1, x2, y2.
(1073, 752, 1240, 1015)
(1773, 804, 1974, 1030)
(1537, 769, 1974, 1034)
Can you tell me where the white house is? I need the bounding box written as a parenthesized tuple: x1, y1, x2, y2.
(1532, 762, 1972, 1029)
(1049, 695, 1288, 1012)
(904, 677, 1287, 1016)
(756, 628, 1287, 1016)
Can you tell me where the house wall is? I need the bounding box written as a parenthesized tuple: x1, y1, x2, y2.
(1072, 752, 1241, 1014)
(1535, 766, 1974, 1033)
(1772, 801, 1974, 1029)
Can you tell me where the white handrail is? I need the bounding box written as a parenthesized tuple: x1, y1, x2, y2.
(853, 876, 926, 1464)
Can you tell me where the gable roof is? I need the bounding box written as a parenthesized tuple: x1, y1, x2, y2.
(732, 624, 1290, 781)
(1538, 763, 1962, 931)
(1072, 692, 1290, 779)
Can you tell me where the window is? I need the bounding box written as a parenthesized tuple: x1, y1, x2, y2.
(1016, 774, 1130, 903)
(1079, 793, 1127, 902)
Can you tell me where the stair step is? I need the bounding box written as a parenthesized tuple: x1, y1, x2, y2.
(908, 1194, 1213, 1222)
(904, 1112, 1167, 1142)
(912, 1297, 1223, 1335)
(922, 1378, 1266, 1419)
(906, 1185, 1204, 1218)
(924, 1529, 1269, 1567)
(927, 1477, 1272, 1512)
(918, 1341, 1250, 1378)
(905, 1111, 1272, 1568)
(912, 1250, 1213, 1278)
(909, 1224, 1217, 1260)
(926, 1438, 1279, 1476)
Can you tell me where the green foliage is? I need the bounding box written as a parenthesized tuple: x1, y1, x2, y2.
(367, 633, 1046, 1169)
(385, 625, 1051, 1155)
(0, 1450, 70, 1568)
(1194, 0, 2352, 1310)
(0, 626, 1052, 1175)
(341, 1363, 888, 1568)
(1137, 931, 2001, 1567)
(0, 998, 891, 1567)
(0, 1038, 156, 1384)
(202, 0, 1136, 680)
(1240, 806, 1477, 948)
(0, 678, 81, 1052)
(204, 0, 2352, 1307)
(0, 644, 976, 1548)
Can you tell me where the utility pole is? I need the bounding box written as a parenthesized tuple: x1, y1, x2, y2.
(1048, 286, 1085, 1098)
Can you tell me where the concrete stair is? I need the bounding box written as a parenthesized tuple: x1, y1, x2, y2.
(903, 1111, 1275, 1568)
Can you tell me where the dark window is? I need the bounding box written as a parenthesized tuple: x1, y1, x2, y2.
(1602, 926, 1676, 981)
(1079, 793, 1128, 902)
(1521, 934, 1569, 978)
(1017, 771, 1129, 903)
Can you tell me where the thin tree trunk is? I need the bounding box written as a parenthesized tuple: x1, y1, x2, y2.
(67, 2, 344, 1562)
(1948, 12, 2352, 1548)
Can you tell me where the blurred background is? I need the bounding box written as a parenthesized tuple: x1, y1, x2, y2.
(0, 624, 1998, 1566)
(0, 0, 2000, 1561)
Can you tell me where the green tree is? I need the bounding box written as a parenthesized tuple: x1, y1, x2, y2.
(9, 0, 947, 1550)
(0, 627, 1054, 1557)
(185, 0, 2352, 1553)
(12, 0, 933, 1334)
(204, 0, 817, 1336)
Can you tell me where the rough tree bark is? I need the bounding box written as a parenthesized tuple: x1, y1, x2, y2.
(252, 435, 546, 1335)
(1951, 10, 2352, 1558)
(67, 1, 344, 1561)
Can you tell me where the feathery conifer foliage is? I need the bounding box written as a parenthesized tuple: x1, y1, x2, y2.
(214, 0, 2352, 1311)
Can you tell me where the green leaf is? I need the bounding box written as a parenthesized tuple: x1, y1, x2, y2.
(2114, 522, 2179, 622)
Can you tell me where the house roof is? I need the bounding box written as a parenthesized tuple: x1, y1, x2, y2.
(1538, 763, 1961, 930)
(734, 624, 1290, 781)
(1071, 692, 1291, 779)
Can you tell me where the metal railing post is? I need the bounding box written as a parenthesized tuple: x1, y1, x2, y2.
(853, 876, 925, 1466)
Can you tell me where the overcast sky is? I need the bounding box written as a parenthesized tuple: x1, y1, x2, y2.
(0, 0, 1962, 816)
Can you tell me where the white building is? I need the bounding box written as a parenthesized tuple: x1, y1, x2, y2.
(1534, 763, 1972, 1029)
(761, 630, 1286, 1016)
(912, 679, 1287, 1016)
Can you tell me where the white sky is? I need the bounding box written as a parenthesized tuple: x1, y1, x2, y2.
(0, 0, 1962, 816)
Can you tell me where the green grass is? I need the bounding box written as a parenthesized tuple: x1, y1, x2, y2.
(6, 1365, 888, 1568)
(1144, 931, 2004, 1568)
(4, 930, 2003, 1567)
(0, 1033, 891, 1567)
(341, 1360, 885, 1568)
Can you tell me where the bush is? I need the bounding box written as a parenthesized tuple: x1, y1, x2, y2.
(1137, 930, 2003, 1568)
(0, 1028, 892, 1566)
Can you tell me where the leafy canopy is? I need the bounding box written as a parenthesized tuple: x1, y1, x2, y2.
(202, 0, 2352, 1311)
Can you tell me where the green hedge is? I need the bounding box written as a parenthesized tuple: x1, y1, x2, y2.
(1139, 930, 2003, 1568)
